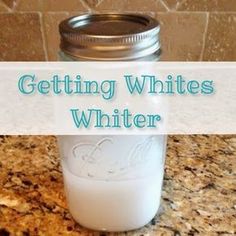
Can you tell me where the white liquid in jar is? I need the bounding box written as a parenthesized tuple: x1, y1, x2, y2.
(60, 136, 165, 231)
(63, 166, 163, 231)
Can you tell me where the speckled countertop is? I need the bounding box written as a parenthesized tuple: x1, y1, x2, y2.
(0, 135, 235, 236)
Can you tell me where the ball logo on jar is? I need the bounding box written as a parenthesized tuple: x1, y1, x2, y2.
(71, 136, 156, 179)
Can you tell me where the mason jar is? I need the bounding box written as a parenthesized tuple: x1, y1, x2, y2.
(58, 13, 166, 232)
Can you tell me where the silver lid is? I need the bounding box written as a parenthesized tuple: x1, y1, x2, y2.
(59, 13, 160, 60)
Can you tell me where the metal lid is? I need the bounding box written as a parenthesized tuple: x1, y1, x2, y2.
(59, 13, 160, 60)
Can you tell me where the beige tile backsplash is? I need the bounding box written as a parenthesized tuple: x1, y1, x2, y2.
(0, 1, 8, 11)
(0, 0, 235, 61)
(158, 12, 207, 61)
(162, 0, 183, 10)
(178, 0, 236, 11)
(95, 0, 167, 12)
(2, 0, 15, 9)
(42, 12, 70, 61)
(0, 13, 45, 61)
(203, 13, 236, 61)
(16, 0, 86, 12)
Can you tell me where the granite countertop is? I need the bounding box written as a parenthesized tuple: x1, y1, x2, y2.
(0, 135, 235, 236)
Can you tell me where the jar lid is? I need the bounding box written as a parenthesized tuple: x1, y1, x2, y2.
(59, 13, 160, 60)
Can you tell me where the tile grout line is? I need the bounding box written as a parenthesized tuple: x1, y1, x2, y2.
(94, 0, 106, 12)
(11, 0, 20, 11)
(160, 0, 170, 12)
(79, 0, 93, 13)
(38, 12, 49, 61)
(0, 1, 11, 12)
(200, 12, 210, 61)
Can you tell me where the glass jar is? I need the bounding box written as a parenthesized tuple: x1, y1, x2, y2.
(58, 13, 166, 232)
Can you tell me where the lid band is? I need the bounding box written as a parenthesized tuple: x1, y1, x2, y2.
(59, 13, 160, 60)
